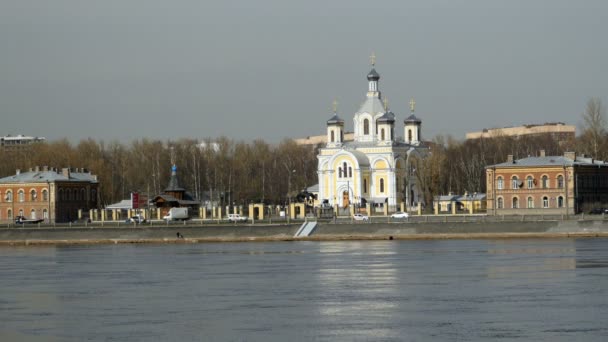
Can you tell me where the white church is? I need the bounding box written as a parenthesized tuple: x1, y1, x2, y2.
(316, 57, 428, 213)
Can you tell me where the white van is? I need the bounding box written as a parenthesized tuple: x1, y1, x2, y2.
(226, 213, 247, 222)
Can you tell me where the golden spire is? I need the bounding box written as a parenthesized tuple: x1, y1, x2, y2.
(409, 98, 416, 113)
(332, 99, 338, 113)
(370, 52, 376, 67)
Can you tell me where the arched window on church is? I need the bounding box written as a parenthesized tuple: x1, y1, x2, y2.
(381, 128, 385, 140)
(408, 129, 412, 142)
(348, 167, 352, 178)
(330, 131, 335, 142)
(380, 178, 385, 193)
(338, 167, 342, 178)
(363, 179, 367, 193)
(364, 119, 369, 135)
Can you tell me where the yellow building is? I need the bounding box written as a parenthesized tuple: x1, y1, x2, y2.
(316, 57, 428, 214)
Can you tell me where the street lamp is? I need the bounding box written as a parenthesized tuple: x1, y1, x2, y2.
(287, 168, 295, 223)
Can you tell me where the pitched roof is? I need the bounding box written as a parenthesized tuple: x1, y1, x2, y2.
(0, 169, 98, 184)
(488, 156, 608, 168)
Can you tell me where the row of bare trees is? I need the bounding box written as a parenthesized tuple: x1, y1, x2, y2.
(0, 138, 318, 207)
(1, 99, 604, 209)
(411, 98, 607, 205)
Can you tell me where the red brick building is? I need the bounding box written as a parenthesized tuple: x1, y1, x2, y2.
(0, 166, 99, 223)
(486, 151, 608, 215)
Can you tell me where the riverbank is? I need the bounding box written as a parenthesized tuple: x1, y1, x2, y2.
(1, 219, 608, 246)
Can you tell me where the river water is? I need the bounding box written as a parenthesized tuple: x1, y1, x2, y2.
(1, 238, 607, 341)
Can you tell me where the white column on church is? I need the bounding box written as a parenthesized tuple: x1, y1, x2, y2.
(387, 169, 396, 206)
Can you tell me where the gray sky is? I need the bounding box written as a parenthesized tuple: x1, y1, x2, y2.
(1, 0, 607, 143)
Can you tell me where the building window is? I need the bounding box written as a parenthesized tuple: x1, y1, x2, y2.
(527, 176, 534, 189)
(541, 175, 549, 189)
(348, 167, 352, 178)
(380, 178, 385, 193)
(381, 128, 385, 140)
(81, 188, 85, 201)
(19, 209, 23, 217)
(330, 131, 335, 142)
(497, 177, 503, 190)
(31, 209, 36, 219)
(7, 209, 12, 220)
(543, 196, 549, 208)
(42, 189, 48, 201)
(59, 189, 64, 201)
(18, 190, 25, 202)
(30, 189, 37, 202)
(511, 176, 519, 189)
(5, 190, 12, 202)
(338, 167, 342, 178)
(43, 209, 48, 219)
(557, 196, 564, 208)
(527, 197, 534, 208)
(364, 119, 370, 135)
(557, 175, 564, 188)
(363, 179, 367, 194)
(91, 190, 97, 202)
(512, 197, 519, 209)
(497, 197, 503, 209)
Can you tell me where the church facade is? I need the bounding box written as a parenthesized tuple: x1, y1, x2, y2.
(317, 59, 428, 212)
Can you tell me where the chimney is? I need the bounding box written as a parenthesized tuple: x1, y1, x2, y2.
(62, 168, 70, 178)
(564, 151, 576, 160)
(507, 154, 514, 163)
(539, 150, 546, 157)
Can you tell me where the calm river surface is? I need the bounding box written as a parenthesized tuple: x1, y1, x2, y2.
(1, 238, 608, 341)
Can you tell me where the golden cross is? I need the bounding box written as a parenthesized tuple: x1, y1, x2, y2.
(409, 98, 416, 112)
(370, 52, 376, 66)
(332, 99, 338, 113)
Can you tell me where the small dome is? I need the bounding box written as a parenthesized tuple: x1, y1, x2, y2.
(367, 68, 380, 81)
(327, 113, 344, 125)
(404, 114, 421, 124)
(377, 111, 395, 123)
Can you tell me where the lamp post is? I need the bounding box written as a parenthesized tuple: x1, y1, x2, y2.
(287, 168, 295, 223)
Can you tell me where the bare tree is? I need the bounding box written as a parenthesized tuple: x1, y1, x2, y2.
(580, 97, 606, 159)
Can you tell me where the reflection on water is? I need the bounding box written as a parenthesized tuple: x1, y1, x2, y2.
(1, 239, 608, 341)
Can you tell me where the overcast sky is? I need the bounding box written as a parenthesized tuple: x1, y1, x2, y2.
(1, 0, 607, 143)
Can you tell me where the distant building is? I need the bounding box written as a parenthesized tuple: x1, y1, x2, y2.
(0, 166, 99, 223)
(486, 151, 608, 215)
(1, 134, 46, 149)
(466, 123, 575, 142)
(294, 133, 354, 146)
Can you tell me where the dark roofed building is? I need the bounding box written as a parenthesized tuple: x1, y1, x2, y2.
(152, 164, 200, 216)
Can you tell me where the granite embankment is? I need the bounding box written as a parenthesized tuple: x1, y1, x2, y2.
(1, 219, 608, 245)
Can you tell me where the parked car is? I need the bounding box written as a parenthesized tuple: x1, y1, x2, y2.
(353, 213, 369, 221)
(227, 213, 248, 222)
(126, 215, 146, 224)
(588, 208, 608, 215)
(390, 211, 409, 219)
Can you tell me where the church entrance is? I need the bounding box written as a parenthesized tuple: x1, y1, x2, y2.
(342, 191, 350, 208)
